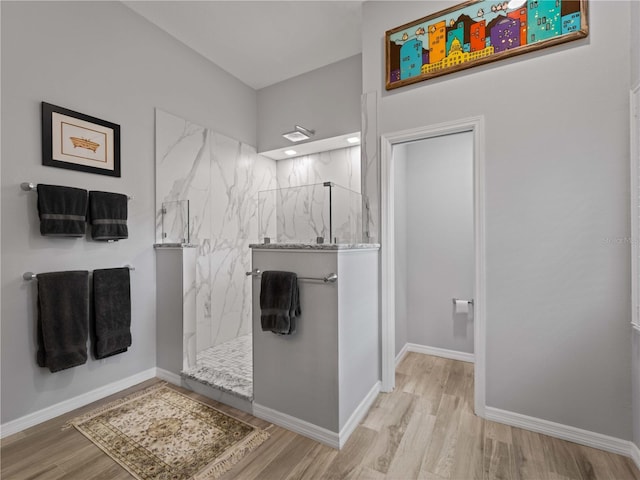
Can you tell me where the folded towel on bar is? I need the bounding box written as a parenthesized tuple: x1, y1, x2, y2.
(93, 267, 132, 359)
(37, 184, 88, 237)
(88, 191, 128, 241)
(260, 271, 301, 335)
(36, 270, 90, 372)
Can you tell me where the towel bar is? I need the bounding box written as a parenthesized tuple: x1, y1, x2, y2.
(21, 182, 133, 200)
(245, 268, 337, 284)
(23, 265, 135, 281)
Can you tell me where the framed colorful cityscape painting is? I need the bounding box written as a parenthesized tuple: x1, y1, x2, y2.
(385, 0, 588, 90)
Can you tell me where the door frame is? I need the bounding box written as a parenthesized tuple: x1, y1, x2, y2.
(380, 116, 487, 416)
(632, 83, 640, 332)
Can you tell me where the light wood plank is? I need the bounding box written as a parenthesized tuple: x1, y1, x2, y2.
(360, 390, 395, 433)
(361, 391, 416, 474)
(216, 426, 298, 480)
(235, 433, 317, 480)
(542, 435, 585, 480)
(573, 443, 640, 480)
(511, 426, 553, 480)
(420, 393, 464, 478)
(483, 420, 517, 480)
(283, 441, 338, 480)
(415, 356, 452, 415)
(323, 426, 378, 479)
(386, 407, 437, 479)
(450, 408, 484, 480)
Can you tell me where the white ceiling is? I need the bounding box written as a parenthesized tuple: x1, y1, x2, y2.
(123, 1, 363, 90)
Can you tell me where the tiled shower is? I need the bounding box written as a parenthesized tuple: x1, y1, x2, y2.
(155, 109, 361, 400)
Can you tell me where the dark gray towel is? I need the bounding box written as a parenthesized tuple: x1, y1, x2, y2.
(260, 271, 301, 335)
(37, 271, 89, 372)
(37, 184, 87, 237)
(93, 267, 131, 359)
(88, 191, 128, 241)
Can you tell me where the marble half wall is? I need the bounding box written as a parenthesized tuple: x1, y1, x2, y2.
(156, 109, 276, 352)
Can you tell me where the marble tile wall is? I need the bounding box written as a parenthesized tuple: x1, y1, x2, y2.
(361, 91, 379, 243)
(156, 109, 276, 351)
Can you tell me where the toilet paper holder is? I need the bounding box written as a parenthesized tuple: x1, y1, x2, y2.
(452, 298, 474, 306)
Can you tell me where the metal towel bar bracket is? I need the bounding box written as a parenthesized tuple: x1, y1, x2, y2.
(23, 265, 135, 281)
(452, 298, 474, 305)
(21, 182, 133, 200)
(246, 268, 337, 284)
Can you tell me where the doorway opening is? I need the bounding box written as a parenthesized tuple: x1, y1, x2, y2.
(380, 116, 486, 416)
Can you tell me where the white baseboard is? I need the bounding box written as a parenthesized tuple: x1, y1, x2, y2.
(156, 367, 182, 386)
(485, 406, 635, 458)
(406, 343, 474, 364)
(253, 381, 381, 450)
(253, 403, 340, 449)
(338, 381, 381, 449)
(0, 368, 156, 439)
(631, 442, 640, 471)
(395, 343, 409, 367)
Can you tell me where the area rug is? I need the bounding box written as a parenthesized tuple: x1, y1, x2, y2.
(64, 382, 269, 479)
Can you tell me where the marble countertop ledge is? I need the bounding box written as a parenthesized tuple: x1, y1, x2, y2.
(249, 243, 380, 250)
(153, 243, 198, 248)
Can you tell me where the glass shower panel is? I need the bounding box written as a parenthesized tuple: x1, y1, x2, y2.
(259, 183, 329, 243)
(258, 182, 362, 244)
(161, 199, 190, 245)
(330, 183, 363, 244)
(257, 189, 277, 242)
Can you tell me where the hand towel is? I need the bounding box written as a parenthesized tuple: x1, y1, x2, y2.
(37, 271, 90, 372)
(93, 267, 132, 359)
(88, 191, 128, 241)
(260, 271, 301, 335)
(36, 184, 88, 237)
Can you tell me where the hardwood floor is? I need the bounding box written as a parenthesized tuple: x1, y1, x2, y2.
(2, 353, 639, 479)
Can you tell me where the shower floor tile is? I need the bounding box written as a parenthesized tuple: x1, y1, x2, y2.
(181, 334, 253, 400)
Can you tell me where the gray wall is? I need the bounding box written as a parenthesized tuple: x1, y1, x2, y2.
(363, 1, 632, 440)
(257, 55, 362, 153)
(1, 1, 256, 424)
(252, 250, 340, 431)
(405, 134, 474, 354)
(155, 248, 197, 375)
(632, 1, 640, 88)
(632, 0, 640, 453)
(337, 249, 379, 430)
(394, 144, 408, 356)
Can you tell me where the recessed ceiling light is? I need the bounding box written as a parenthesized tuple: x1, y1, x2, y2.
(284, 149, 297, 156)
(346, 136, 360, 144)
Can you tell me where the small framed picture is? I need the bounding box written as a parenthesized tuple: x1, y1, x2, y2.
(42, 102, 121, 177)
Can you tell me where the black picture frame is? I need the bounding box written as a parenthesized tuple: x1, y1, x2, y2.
(42, 102, 121, 177)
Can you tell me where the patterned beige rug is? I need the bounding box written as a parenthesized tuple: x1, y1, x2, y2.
(64, 383, 269, 479)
